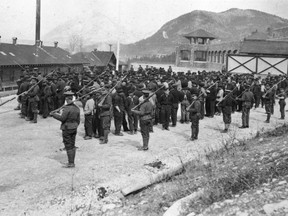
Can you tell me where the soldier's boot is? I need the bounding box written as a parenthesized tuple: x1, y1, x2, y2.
(14, 104, 21, 110)
(195, 127, 199, 139)
(30, 113, 37, 123)
(265, 114, 270, 123)
(63, 148, 75, 168)
(221, 124, 229, 133)
(190, 127, 196, 141)
(100, 130, 109, 144)
(138, 138, 149, 151)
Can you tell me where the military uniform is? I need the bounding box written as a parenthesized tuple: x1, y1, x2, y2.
(188, 96, 201, 140)
(159, 89, 174, 130)
(238, 86, 254, 128)
(98, 92, 112, 144)
(263, 85, 275, 123)
(278, 91, 286, 119)
(132, 89, 153, 150)
(112, 88, 126, 135)
(219, 89, 235, 132)
(51, 91, 80, 168)
(27, 77, 40, 123)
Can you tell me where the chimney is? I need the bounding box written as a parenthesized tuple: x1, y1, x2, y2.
(54, 41, 58, 48)
(12, 37, 17, 45)
(0, 35, 1, 44)
(94, 48, 97, 52)
(36, 40, 41, 47)
(40, 40, 43, 47)
(35, 0, 41, 44)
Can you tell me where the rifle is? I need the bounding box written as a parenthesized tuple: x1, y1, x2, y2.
(216, 85, 238, 107)
(98, 73, 129, 106)
(50, 87, 103, 114)
(186, 81, 218, 111)
(262, 78, 285, 98)
(131, 80, 173, 111)
(0, 70, 56, 107)
(76, 70, 106, 95)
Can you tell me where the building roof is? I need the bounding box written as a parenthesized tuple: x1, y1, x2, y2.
(0, 42, 86, 67)
(183, 29, 217, 39)
(72, 50, 116, 67)
(240, 40, 288, 56)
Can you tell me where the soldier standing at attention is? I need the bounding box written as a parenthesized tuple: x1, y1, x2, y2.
(26, 76, 40, 123)
(263, 83, 275, 123)
(132, 89, 153, 151)
(50, 91, 80, 168)
(188, 93, 201, 141)
(277, 88, 286, 120)
(83, 91, 95, 140)
(218, 88, 234, 133)
(237, 84, 254, 128)
(98, 86, 113, 144)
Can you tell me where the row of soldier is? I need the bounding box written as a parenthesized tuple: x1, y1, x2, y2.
(12, 66, 287, 167)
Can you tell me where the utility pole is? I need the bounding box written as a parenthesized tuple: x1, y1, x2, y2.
(116, 0, 121, 71)
(109, 44, 112, 52)
(35, 0, 41, 44)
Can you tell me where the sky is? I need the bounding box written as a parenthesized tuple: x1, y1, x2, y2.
(0, 0, 288, 44)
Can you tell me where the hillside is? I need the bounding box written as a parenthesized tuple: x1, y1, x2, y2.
(121, 8, 288, 57)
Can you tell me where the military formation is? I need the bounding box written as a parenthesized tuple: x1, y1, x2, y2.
(10, 65, 288, 168)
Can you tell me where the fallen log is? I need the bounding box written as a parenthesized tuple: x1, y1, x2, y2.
(121, 164, 184, 196)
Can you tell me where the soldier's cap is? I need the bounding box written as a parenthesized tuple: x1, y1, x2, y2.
(172, 83, 178, 88)
(128, 89, 135, 94)
(142, 89, 151, 94)
(30, 76, 38, 81)
(191, 92, 198, 96)
(64, 91, 74, 96)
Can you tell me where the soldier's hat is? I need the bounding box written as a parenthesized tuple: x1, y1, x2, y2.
(142, 89, 151, 94)
(63, 91, 74, 96)
(30, 76, 38, 82)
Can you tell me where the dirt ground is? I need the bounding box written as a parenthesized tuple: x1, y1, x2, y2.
(0, 95, 286, 215)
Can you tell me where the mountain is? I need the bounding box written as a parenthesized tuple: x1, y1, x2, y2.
(120, 8, 288, 57)
(42, 11, 147, 51)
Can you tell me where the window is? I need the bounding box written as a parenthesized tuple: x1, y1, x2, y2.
(194, 51, 207, 61)
(9, 52, 15, 56)
(0, 51, 7, 56)
(180, 50, 191, 61)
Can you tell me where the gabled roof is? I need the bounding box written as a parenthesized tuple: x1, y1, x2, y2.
(0, 43, 86, 66)
(240, 40, 288, 56)
(72, 51, 116, 67)
(183, 29, 217, 39)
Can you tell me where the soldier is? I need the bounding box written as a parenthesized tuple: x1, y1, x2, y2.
(98, 86, 113, 144)
(55, 77, 66, 108)
(126, 89, 139, 134)
(50, 91, 80, 168)
(237, 84, 254, 128)
(159, 86, 174, 130)
(188, 93, 201, 141)
(132, 89, 153, 151)
(26, 76, 40, 123)
(112, 87, 126, 136)
(83, 90, 95, 140)
(170, 83, 181, 127)
(41, 79, 53, 118)
(218, 88, 235, 133)
(18, 75, 30, 119)
(277, 88, 286, 120)
(179, 81, 192, 123)
(263, 83, 275, 123)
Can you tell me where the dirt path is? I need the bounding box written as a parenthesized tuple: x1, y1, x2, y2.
(0, 95, 286, 215)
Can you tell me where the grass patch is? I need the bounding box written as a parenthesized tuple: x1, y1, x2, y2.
(121, 124, 288, 216)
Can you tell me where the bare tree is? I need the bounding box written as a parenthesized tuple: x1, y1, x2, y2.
(69, 34, 84, 53)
